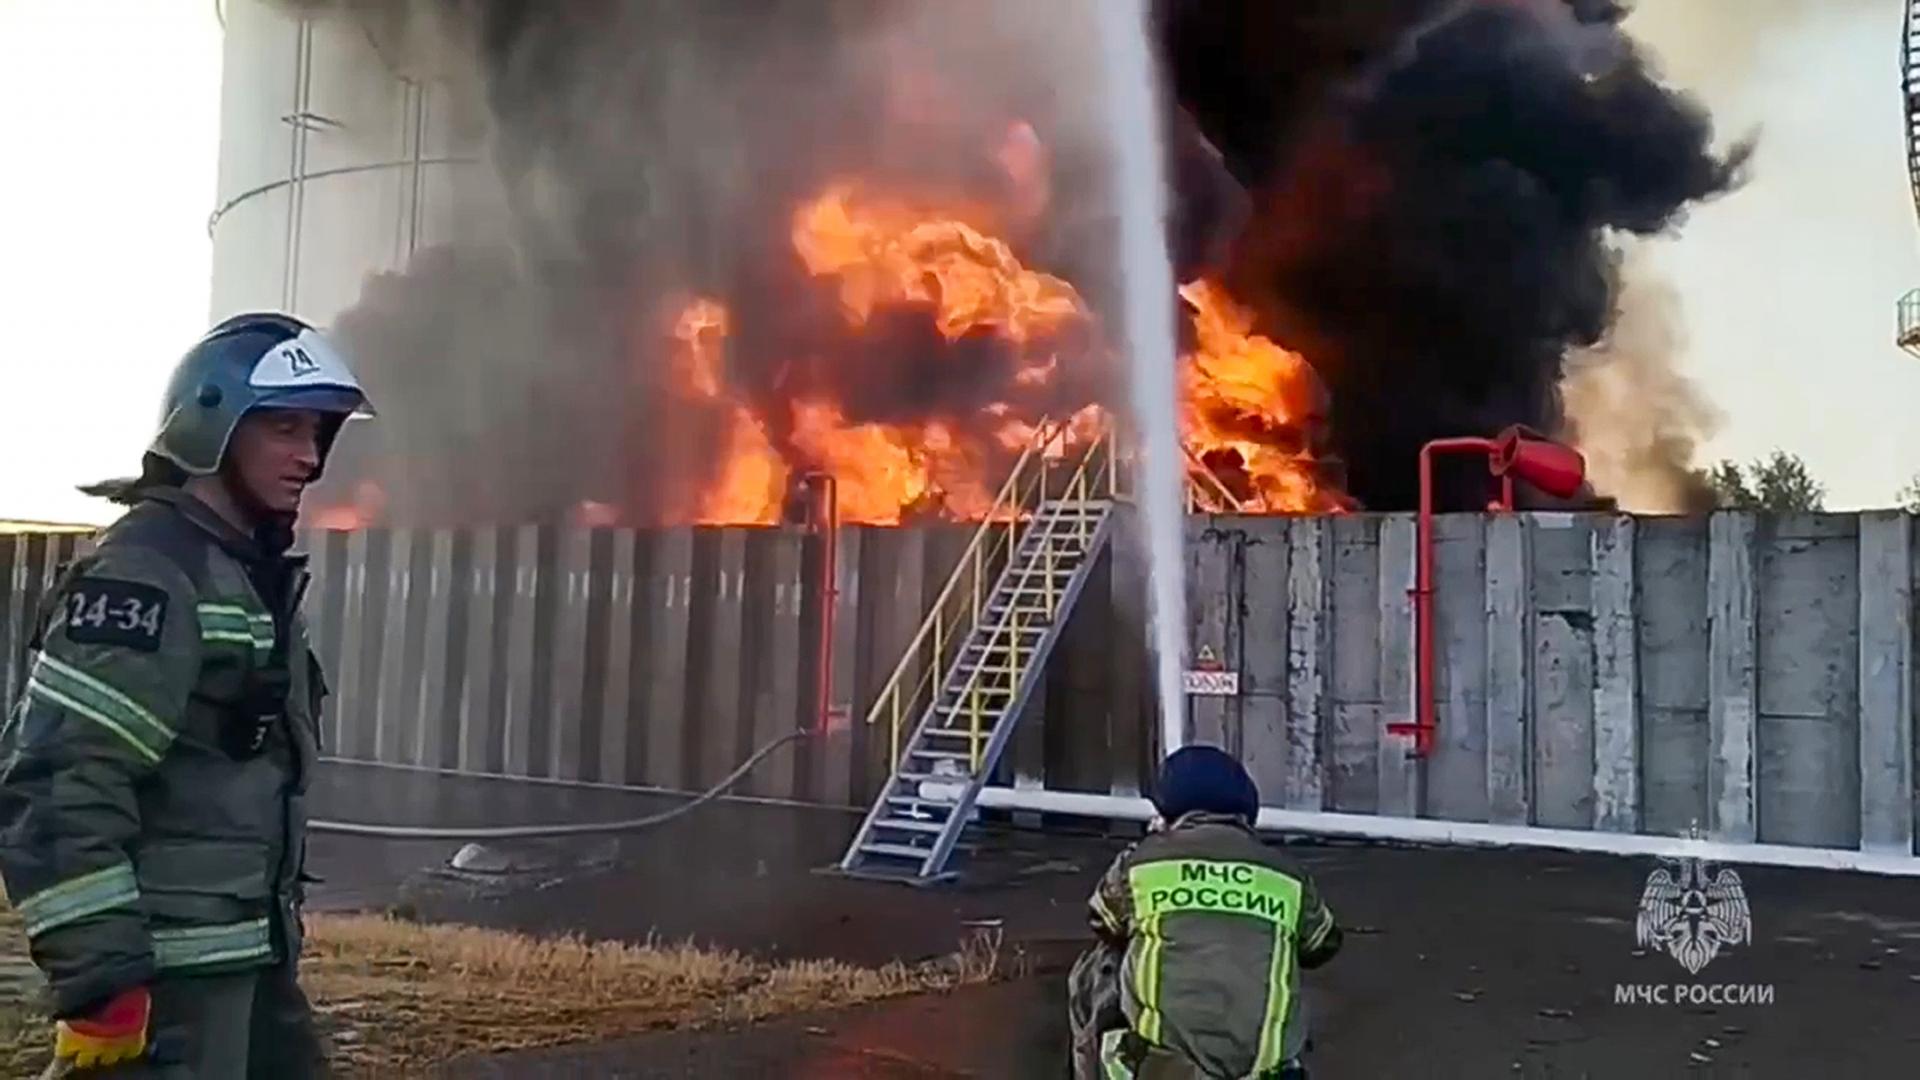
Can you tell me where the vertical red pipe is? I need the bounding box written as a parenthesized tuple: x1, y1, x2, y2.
(810, 473, 839, 735)
(1394, 438, 1495, 757)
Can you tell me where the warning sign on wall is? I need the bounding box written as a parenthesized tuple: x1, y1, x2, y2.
(1183, 645, 1239, 696)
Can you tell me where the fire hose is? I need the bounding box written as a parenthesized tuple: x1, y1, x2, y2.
(306, 728, 810, 840)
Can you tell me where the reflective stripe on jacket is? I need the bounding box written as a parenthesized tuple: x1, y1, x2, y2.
(0, 490, 324, 1016)
(1088, 812, 1340, 1077)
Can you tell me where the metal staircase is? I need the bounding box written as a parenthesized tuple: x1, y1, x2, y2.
(835, 418, 1250, 883)
(838, 421, 1120, 882)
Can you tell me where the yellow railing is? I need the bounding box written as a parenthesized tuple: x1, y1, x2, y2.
(1182, 444, 1243, 514)
(861, 418, 1121, 772)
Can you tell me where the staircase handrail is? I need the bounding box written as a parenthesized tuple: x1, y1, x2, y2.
(859, 415, 1075, 759)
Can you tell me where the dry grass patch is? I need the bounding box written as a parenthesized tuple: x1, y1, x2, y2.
(0, 903, 1000, 1076)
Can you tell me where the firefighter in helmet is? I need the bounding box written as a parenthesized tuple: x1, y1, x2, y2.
(0, 314, 372, 1076)
(1068, 745, 1343, 1079)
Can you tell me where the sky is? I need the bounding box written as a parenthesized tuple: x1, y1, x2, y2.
(0, 0, 1917, 524)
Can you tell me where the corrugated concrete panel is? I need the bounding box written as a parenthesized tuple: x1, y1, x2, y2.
(461, 527, 507, 774)
(1427, 514, 1487, 823)
(1285, 518, 1331, 811)
(0, 537, 26, 710)
(1187, 518, 1241, 752)
(1757, 515, 1859, 848)
(1484, 514, 1529, 826)
(805, 527, 861, 807)
(306, 530, 350, 752)
(1108, 507, 1150, 796)
(1530, 515, 1596, 831)
(1637, 518, 1709, 836)
(0, 535, 91, 713)
(696, 529, 749, 789)
(481, 526, 522, 774)
(1377, 516, 1421, 817)
(643, 528, 694, 790)
(1329, 516, 1381, 813)
(596, 530, 641, 786)
(372, 528, 418, 766)
(7, 512, 1919, 858)
(574, 530, 615, 783)
(1049, 545, 1114, 795)
(1590, 517, 1639, 834)
(524, 527, 564, 778)
(1708, 513, 1758, 844)
(856, 529, 925, 802)
(1855, 513, 1912, 855)
(411, 529, 455, 768)
(546, 529, 595, 781)
(428, 530, 471, 772)
(1239, 517, 1291, 802)
(300, 529, 332, 670)
(746, 530, 804, 800)
(338, 529, 382, 762)
(501, 524, 543, 778)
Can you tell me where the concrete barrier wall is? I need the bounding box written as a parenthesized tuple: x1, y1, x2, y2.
(0, 533, 95, 708)
(1157, 510, 1917, 856)
(3, 511, 1915, 857)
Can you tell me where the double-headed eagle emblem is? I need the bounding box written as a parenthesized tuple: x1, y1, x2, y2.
(1635, 857, 1751, 974)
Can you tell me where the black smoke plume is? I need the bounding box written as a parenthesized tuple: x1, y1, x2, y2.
(286, 0, 1744, 520)
(1164, 0, 1747, 508)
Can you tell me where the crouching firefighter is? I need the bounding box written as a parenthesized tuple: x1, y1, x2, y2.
(0, 314, 372, 1076)
(1068, 745, 1342, 1079)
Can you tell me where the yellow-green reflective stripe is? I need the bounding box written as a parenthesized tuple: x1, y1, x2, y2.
(152, 918, 272, 969)
(1130, 913, 1164, 1043)
(197, 606, 271, 635)
(1127, 860, 1302, 927)
(1254, 918, 1295, 1071)
(18, 864, 139, 938)
(1099, 1029, 1134, 1080)
(34, 655, 173, 749)
(25, 675, 165, 765)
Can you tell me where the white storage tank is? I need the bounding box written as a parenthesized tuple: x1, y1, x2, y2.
(207, 0, 488, 326)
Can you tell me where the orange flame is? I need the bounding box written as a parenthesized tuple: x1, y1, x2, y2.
(1179, 280, 1345, 513)
(650, 153, 1340, 525)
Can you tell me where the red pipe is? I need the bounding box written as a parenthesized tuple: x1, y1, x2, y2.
(807, 472, 839, 735)
(1386, 437, 1497, 758)
(1386, 428, 1585, 757)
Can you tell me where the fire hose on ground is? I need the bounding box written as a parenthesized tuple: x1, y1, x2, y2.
(306, 728, 813, 840)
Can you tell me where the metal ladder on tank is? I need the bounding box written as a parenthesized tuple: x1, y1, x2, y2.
(838, 422, 1121, 883)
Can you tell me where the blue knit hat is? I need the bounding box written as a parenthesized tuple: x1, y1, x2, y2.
(1152, 745, 1260, 823)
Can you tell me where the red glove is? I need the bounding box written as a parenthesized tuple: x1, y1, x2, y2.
(54, 986, 149, 1069)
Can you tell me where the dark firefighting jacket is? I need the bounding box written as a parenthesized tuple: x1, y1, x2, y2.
(1088, 811, 1342, 1077)
(0, 489, 323, 1017)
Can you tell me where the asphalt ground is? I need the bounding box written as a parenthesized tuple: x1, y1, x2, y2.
(308, 761, 1920, 1077)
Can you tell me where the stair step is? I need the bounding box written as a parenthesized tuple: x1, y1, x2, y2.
(861, 841, 935, 860)
(884, 794, 956, 810)
(908, 746, 974, 762)
(870, 816, 946, 834)
(921, 726, 987, 738)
